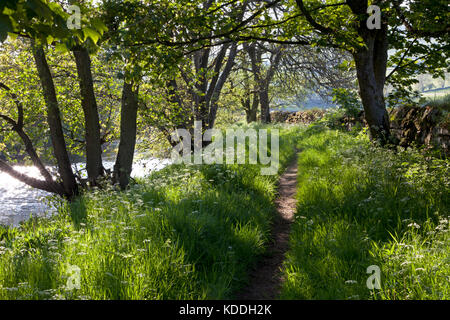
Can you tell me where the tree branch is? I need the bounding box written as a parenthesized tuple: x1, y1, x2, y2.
(295, 0, 334, 34)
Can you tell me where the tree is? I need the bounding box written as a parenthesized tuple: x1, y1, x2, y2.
(73, 46, 105, 184)
(32, 42, 79, 196)
(113, 79, 140, 189)
(107, 0, 251, 143)
(244, 42, 284, 123)
(228, 0, 448, 143)
(0, 0, 110, 196)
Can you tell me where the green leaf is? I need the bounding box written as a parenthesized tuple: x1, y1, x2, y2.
(26, 0, 53, 21)
(82, 27, 101, 43)
(90, 18, 108, 35)
(55, 42, 69, 53)
(0, 13, 13, 42)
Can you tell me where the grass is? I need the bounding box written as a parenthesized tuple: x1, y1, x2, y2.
(1, 122, 448, 300)
(280, 125, 449, 300)
(423, 93, 450, 113)
(0, 124, 303, 300)
(421, 88, 450, 102)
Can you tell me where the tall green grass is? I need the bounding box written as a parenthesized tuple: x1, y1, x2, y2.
(280, 125, 449, 300)
(0, 125, 303, 300)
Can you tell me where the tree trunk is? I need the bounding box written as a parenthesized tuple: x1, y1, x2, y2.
(32, 45, 78, 197)
(246, 43, 283, 124)
(241, 59, 259, 123)
(193, 48, 210, 123)
(114, 82, 139, 190)
(347, 0, 391, 144)
(353, 29, 390, 144)
(259, 82, 271, 123)
(207, 43, 238, 129)
(0, 159, 65, 194)
(73, 47, 104, 183)
(243, 93, 258, 123)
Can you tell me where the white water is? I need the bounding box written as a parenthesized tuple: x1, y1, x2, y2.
(0, 157, 170, 227)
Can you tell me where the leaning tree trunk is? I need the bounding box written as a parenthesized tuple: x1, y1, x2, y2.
(73, 47, 104, 184)
(114, 82, 139, 190)
(32, 45, 78, 197)
(207, 43, 238, 129)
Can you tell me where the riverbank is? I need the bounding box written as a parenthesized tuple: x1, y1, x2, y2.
(0, 125, 303, 299)
(0, 157, 171, 227)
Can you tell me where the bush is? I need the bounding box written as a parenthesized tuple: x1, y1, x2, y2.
(331, 88, 362, 118)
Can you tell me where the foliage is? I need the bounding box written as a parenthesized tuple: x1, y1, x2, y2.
(0, 0, 108, 47)
(0, 39, 123, 164)
(386, 87, 424, 109)
(331, 88, 361, 118)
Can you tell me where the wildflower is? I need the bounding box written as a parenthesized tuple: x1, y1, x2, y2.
(408, 222, 420, 229)
(415, 268, 425, 272)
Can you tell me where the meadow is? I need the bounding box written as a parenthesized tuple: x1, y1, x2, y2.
(0, 125, 302, 300)
(280, 126, 449, 300)
(0, 123, 448, 300)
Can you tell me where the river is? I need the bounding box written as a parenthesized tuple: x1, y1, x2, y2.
(0, 157, 170, 227)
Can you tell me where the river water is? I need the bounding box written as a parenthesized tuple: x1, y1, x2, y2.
(0, 157, 170, 227)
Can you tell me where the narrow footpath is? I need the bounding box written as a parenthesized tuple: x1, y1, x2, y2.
(237, 155, 299, 299)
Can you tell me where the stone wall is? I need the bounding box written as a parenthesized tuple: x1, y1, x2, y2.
(270, 106, 449, 155)
(270, 109, 326, 124)
(390, 105, 449, 155)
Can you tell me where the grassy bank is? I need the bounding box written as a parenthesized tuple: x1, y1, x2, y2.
(280, 126, 449, 300)
(0, 125, 302, 300)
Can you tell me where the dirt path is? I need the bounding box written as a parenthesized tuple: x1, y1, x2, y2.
(237, 155, 299, 300)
